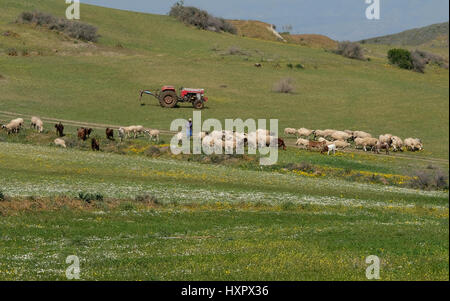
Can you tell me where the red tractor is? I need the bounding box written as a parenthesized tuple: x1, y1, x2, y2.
(139, 86, 208, 109)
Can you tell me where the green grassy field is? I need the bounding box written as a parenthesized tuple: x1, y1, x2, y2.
(0, 142, 448, 280)
(0, 0, 448, 159)
(0, 0, 448, 281)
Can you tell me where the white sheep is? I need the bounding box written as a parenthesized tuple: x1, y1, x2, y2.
(284, 128, 297, 136)
(1, 120, 21, 134)
(355, 137, 378, 151)
(325, 144, 337, 155)
(379, 134, 393, 144)
(331, 131, 352, 141)
(54, 138, 66, 148)
(296, 138, 309, 148)
(391, 136, 404, 152)
(333, 140, 350, 149)
(404, 138, 423, 151)
(353, 131, 372, 139)
(145, 129, 160, 142)
(297, 128, 313, 137)
(31, 117, 44, 133)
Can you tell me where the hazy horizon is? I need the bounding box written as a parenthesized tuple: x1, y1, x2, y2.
(79, 0, 449, 41)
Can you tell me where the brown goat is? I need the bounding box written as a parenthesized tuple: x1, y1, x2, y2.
(55, 122, 64, 137)
(77, 128, 87, 141)
(91, 138, 100, 151)
(278, 138, 286, 150)
(308, 140, 326, 150)
(106, 128, 114, 140)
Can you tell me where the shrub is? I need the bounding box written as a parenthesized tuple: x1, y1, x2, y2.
(295, 63, 304, 69)
(135, 194, 160, 205)
(7, 48, 18, 56)
(281, 201, 296, 211)
(78, 192, 103, 203)
(335, 41, 365, 60)
(224, 46, 247, 56)
(410, 50, 426, 73)
(409, 170, 449, 190)
(17, 11, 99, 42)
(273, 78, 295, 93)
(285, 162, 315, 173)
(169, 2, 236, 34)
(145, 146, 161, 157)
(388, 48, 413, 70)
(412, 50, 448, 69)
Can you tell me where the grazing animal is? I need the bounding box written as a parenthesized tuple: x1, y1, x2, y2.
(55, 122, 64, 137)
(321, 144, 336, 155)
(278, 138, 286, 150)
(374, 141, 390, 154)
(77, 128, 88, 141)
(145, 129, 160, 142)
(296, 138, 309, 148)
(254, 63, 262, 68)
(308, 140, 326, 150)
(391, 136, 404, 152)
(85, 128, 93, 138)
(31, 116, 44, 132)
(379, 134, 393, 145)
(353, 131, 372, 139)
(332, 140, 350, 149)
(355, 137, 378, 152)
(105, 128, 114, 140)
(284, 128, 297, 136)
(54, 138, 66, 148)
(1, 121, 21, 134)
(91, 138, 100, 151)
(297, 128, 314, 138)
(404, 138, 423, 152)
(331, 131, 352, 141)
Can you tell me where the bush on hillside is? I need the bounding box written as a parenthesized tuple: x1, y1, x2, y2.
(410, 50, 427, 73)
(412, 49, 448, 69)
(169, 1, 236, 34)
(387, 48, 413, 70)
(273, 78, 295, 93)
(17, 11, 99, 42)
(335, 41, 365, 60)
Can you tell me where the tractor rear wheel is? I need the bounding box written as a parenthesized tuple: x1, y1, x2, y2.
(159, 91, 178, 108)
(193, 99, 204, 109)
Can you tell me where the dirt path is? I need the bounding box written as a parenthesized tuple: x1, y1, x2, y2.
(1, 110, 448, 165)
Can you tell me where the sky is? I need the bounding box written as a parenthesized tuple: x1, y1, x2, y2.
(79, 0, 449, 41)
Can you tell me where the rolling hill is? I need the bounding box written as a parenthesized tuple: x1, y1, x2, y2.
(0, 0, 448, 282)
(361, 22, 449, 48)
(0, 0, 448, 158)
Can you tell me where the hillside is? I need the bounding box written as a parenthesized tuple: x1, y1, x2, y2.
(0, 0, 448, 158)
(0, 0, 448, 282)
(229, 19, 337, 49)
(361, 22, 449, 47)
(228, 19, 285, 42)
(282, 34, 337, 49)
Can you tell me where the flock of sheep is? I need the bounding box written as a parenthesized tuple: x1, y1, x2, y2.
(0, 116, 162, 150)
(0, 116, 424, 156)
(174, 129, 286, 152)
(284, 127, 424, 154)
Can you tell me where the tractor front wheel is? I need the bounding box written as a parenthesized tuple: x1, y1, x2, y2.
(193, 99, 204, 109)
(159, 91, 178, 108)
